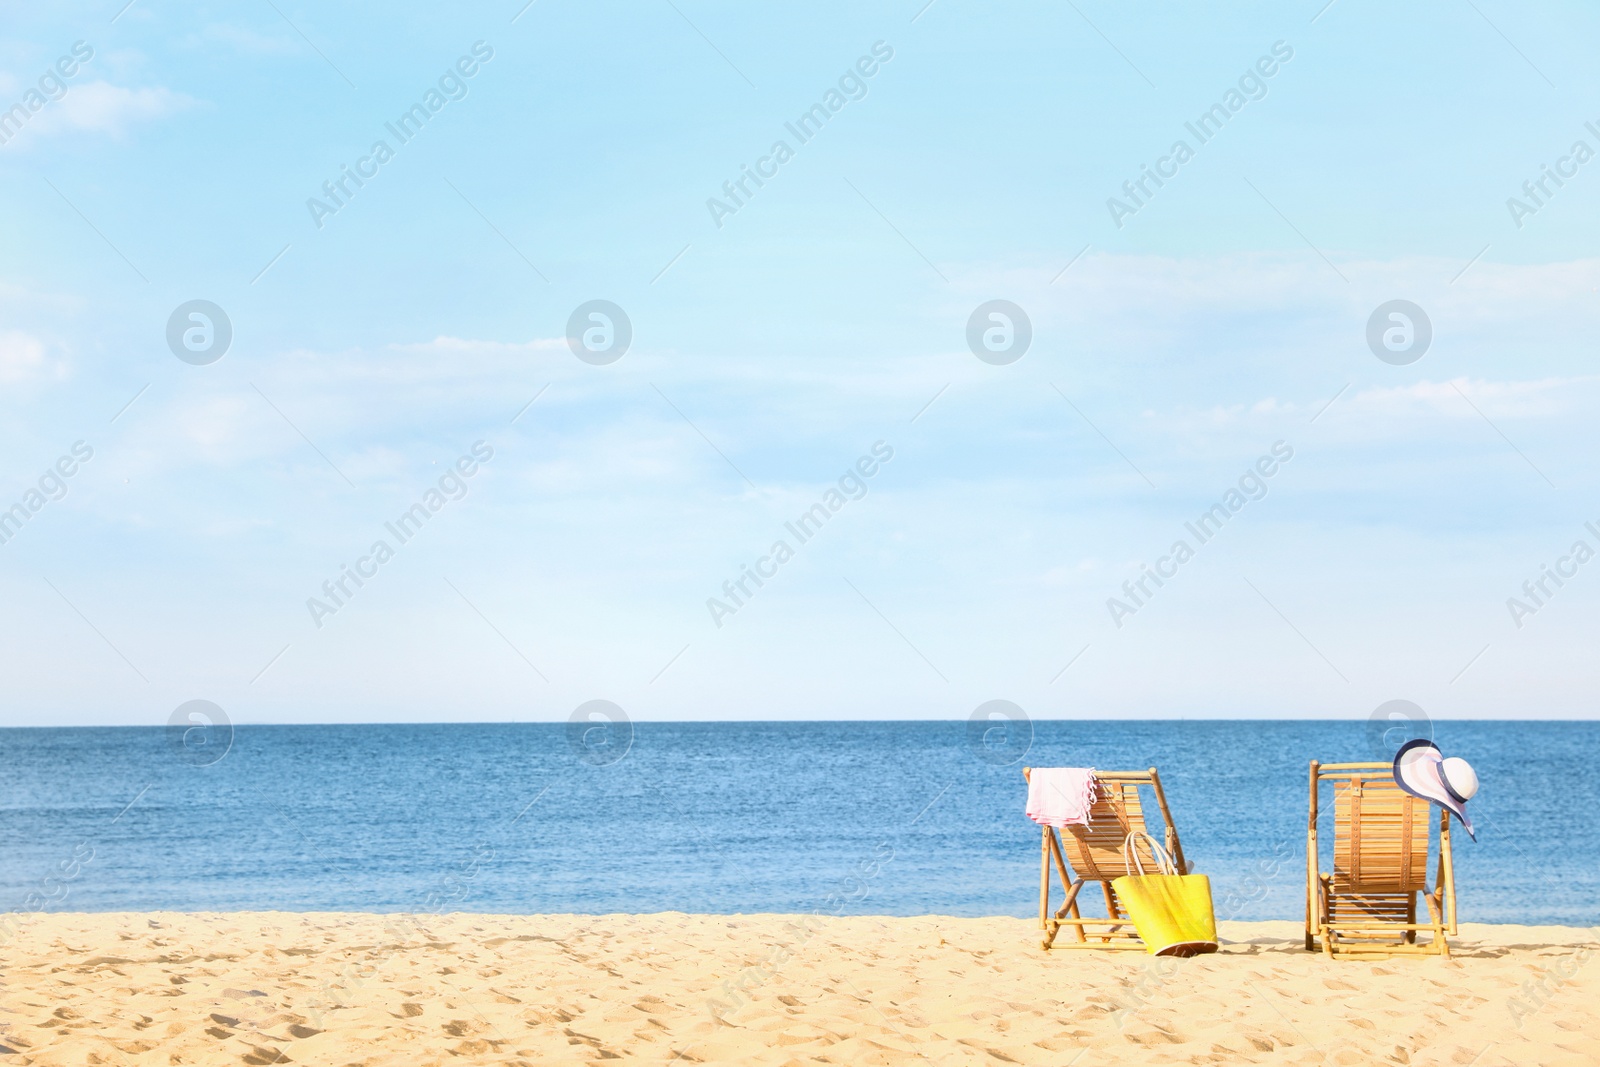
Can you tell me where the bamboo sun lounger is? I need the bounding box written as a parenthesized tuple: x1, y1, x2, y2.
(1023, 767, 1189, 951)
(1306, 760, 1458, 959)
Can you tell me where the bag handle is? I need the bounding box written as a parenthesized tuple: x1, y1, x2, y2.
(1122, 830, 1178, 876)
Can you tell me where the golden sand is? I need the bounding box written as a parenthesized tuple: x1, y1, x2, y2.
(0, 912, 1594, 1065)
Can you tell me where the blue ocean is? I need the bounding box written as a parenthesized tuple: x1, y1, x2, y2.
(1, 721, 1593, 925)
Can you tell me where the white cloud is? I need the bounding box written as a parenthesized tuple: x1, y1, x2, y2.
(390, 335, 565, 359)
(1350, 375, 1596, 420)
(951, 253, 1600, 354)
(16, 80, 191, 142)
(187, 24, 302, 56)
(0, 330, 59, 383)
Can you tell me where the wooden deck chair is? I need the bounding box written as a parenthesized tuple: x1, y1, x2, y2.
(1306, 760, 1457, 959)
(1023, 767, 1189, 951)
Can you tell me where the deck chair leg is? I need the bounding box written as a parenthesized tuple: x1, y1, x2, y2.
(1438, 809, 1458, 935)
(1055, 879, 1086, 918)
(1304, 874, 1316, 952)
(1421, 890, 1448, 958)
(1039, 829, 1060, 949)
(1097, 882, 1124, 942)
(1045, 831, 1087, 944)
(1039, 828, 1051, 930)
(1306, 763, 1319, 952)
(1046, 880, 1089, 946)
(1306, 876, 1322, 952)
(1317, 878, 1333, 958)
(1039, 827, 1093, 951)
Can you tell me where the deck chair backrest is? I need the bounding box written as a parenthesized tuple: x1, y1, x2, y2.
(1331, 773, 1431, 894)
(1057, 782, 1159, 880)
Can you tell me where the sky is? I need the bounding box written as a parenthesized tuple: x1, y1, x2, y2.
(1, 0, 1598, 726)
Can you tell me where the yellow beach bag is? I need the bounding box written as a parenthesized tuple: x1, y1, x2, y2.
(1111, 831, 1219, 957)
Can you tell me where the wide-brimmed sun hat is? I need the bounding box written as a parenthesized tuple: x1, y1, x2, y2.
(1393, 738, 1478, 841)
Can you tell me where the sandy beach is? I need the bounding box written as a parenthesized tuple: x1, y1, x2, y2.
(0, 913, 1594, 1065)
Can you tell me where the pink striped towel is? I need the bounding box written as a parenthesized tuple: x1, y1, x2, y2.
(1026, 768, 1099, 828)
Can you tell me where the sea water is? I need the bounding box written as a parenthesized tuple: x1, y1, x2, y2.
(0, 720, 1592, 924)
